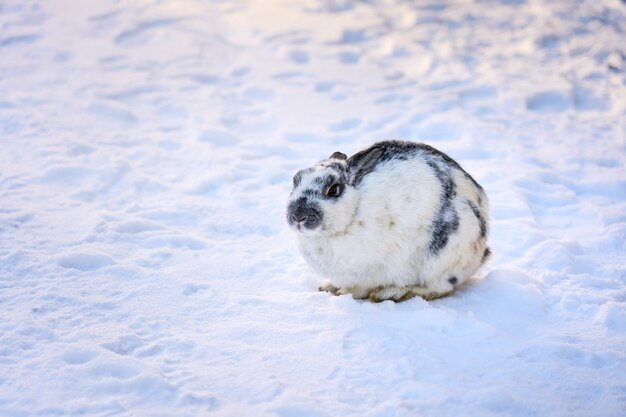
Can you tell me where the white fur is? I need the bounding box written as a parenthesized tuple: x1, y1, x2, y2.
(288, 145, 489, 301)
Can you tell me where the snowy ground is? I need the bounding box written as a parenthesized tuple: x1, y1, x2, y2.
(1, 0, 626, 416)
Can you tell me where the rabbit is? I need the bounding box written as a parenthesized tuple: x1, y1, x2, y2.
(286, 140, 490, 302)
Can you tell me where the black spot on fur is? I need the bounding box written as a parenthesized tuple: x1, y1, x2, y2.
(313, 174, 337, 189)
(482, 247, 492, 264)
(286, 197, 323, 230)
(467, 200, 487, 238)
(293, 172, 303, 188)
(292, 168, 313, 189)
(302, 189, 321, 199)
(448, 277, 458, 285)
(427, 160, 459, 255)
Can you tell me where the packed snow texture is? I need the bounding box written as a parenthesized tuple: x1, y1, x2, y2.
(1, 0, 625, 416)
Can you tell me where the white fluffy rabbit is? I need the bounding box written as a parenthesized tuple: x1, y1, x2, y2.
(286, 140, 490, 301)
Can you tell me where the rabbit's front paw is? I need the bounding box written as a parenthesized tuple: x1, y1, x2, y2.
(368, 286, 416, 302)
(408, 285, 454, 301)
(369, 285, 454, 302)
(319, 281, 341, 295)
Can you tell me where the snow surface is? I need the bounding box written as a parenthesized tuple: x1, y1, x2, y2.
(1, 0, 626, 416)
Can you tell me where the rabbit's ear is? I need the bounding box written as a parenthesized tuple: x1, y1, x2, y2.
(329, 151, 347, 161)
(347, 146, 384, 186)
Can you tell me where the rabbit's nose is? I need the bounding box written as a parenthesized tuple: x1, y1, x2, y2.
(292, 211, 308, 223)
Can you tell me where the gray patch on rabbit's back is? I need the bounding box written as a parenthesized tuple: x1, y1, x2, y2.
(426, 159, 459, 255)
(467, 199, 487, 238)
(357, 141, 483, 190)
(429, 205, 459, 255)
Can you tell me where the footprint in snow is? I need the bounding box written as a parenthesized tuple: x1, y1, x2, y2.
(67, 144, 96, 156)
(87, 102, 138, 126)
(145, 236, 207, 250)
(272, 405, 330, 417)
(57, 253, 115, 271)
(180, 393, 219, 409)
(186, 73, 221, 85)
(288, 50, 310, 65)
(183, 284, 212, 296)
(243, 88, 275, 102)
(337, 50, 360, 65)
(0, 34, 41, 47)
(459, 85, 498, 103)
(315, 81, 351, 101)
(0, 100, 15, 109)
(335, 28, 371, 44)
(88, 10, 120, 23)
(231, 66, 250, 78)
(314, 81, 336, 92)
(39, 166, 94, 185)
(536, 34, 560, 49)
(103, 85, 162, 102)
(114, 18, 181, 45)
(115, 220, 164, 234)
(525, 91, 570, 112)
(102, 334, 144, 356)
(375, 93, 411, 104)
(89, 361, 141, 379)
(61, 349, 99, 365)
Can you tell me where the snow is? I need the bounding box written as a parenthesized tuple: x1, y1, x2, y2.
(1, 0, 625, 416)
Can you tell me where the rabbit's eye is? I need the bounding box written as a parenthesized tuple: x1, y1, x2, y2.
(326, 184, 343, 198)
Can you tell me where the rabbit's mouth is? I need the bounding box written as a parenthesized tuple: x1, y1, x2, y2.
(294, 221, 321, 235)
(287, 198, 323, 232)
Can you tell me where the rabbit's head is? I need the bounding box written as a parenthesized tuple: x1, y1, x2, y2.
(286, 151, 358, 236)
(286, 146, 386, 236)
